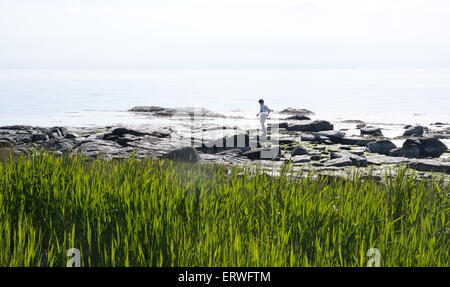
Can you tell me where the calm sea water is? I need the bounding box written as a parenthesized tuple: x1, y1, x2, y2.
(0, 68, 449, 127)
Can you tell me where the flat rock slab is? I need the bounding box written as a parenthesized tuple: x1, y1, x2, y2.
(366, 155, 411, 165)
(285, 120, 333, 132)
(291, 155, 311, 163)
(407, 159, 450, 174)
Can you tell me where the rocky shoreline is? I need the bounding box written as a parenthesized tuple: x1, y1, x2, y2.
(1, 106, 449, 177)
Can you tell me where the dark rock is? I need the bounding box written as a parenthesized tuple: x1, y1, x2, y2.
(285, 115, 311, 121)
(403, 126, 424, 136)
(111, 128, 148, 137)
(242, 147, 280, 160)
(309, 153, 322, 161)
(279, 107, 315, 115)
(418, 137, 448, 158)
(276, 122, 289, 129)
(324, 150, 368, 167)
(287, 120, 333, 132)
(150, 131, 170, 138)
(292, 146, 309, 156)
(129, 106, 166, 113)
(18, 137, 31, 143)
(73, 140, 124, 158)
(399, 138, 421, 158)
(349, 150, 365, 157)
(44, 139, 77, 153)
(324, 155, 367, 167)
(32, 133, 49, 142)
(407, 159, 450, 174)
(65, 132, 78, 139)
(360, 127, 383, 136)
(366, 140, 397, 155)
(388, 148, 403, 157)
(323, 157, 353, 167)
(391, 137, 448, 158)
(163, 147, 200, 163)
(356, 123, 366, 129)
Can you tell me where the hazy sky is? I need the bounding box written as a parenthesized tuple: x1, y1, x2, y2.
(1, 0, 450, 69)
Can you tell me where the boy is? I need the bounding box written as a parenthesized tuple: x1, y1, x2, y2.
(256, 99, 272, 138)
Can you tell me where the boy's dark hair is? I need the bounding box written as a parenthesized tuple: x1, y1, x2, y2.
(258, 99, 264, 104)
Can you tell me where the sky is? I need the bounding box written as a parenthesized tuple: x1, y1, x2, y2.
(1, 0, 450, 69)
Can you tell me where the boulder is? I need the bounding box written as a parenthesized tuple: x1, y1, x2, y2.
(418, 137, 448, 158)
(292, 146, 309, 156)
(403, 125, 424, 136)
(366, 140, 397, 155)
(163, 147, 200, 163)
(360, 127, 383, 136)
(390, 137, 448, 158)
(399, 139, 422, 158)
(287, 120, 333, 132)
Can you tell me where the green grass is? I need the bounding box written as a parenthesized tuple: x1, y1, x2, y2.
(0, 151, 448, 267)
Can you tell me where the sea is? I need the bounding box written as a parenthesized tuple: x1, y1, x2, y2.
(0, 68, 449, 127)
